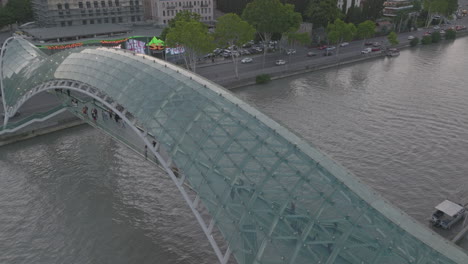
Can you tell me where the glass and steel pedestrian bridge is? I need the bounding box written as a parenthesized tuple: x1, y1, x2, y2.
(1, 37, 467, 264)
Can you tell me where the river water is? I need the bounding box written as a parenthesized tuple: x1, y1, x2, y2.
(1, 38, 468, 263)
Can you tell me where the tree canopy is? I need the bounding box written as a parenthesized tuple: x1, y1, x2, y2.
(357, 20, 376, 40)
(0, 0, 33, 28)
(215, 13, 255, 78)
(327, 18, 356, 44)
(305, 0, 344, 29)
(242, 0, 302, 40)
(387, 31, 399, 46)
(160, 11, 202, 40)
(166, 19, 214, 73)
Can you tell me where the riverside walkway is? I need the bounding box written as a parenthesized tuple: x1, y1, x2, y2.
(2, 37, 468, 264)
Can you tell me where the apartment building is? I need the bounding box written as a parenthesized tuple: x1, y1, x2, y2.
(383, 0, 414, 17)
(143, 0, 214, 25)
(32, 0, 143, 27)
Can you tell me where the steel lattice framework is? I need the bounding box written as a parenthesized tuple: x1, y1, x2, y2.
(1, 38, 467, 264)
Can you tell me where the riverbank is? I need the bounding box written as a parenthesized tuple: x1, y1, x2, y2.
(1, 31, 467, 146)
(224, 30, 468, 89)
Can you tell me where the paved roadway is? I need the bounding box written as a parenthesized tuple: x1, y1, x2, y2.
(197, 9, 468, 87)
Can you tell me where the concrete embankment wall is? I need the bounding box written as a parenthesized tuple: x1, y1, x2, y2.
(0, 114, 84, 147)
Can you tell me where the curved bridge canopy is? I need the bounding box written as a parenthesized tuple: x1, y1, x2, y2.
(1, 38, 467, 264)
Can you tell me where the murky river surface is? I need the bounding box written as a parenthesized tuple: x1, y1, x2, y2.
(1, 38, 468, 263)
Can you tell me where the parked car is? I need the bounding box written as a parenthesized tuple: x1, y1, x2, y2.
(339, 42, 349, 47)
(433, 25, 440, 30)
(440, 30, 446, 34)
(326, 46, 336, 51)
(286, 49, 296, 55)
(317, 45, 327, 50)
(307, 51, 317, 57)
(275, 59, 286, 65)
(361, 47, 372, 54)
(408, 35, 415, 40)
(423, 31, 432, 36)
(241, 57, 253, 64)
(371, 47, 381, 52)
(372, 42, 381, 47)
(364, 41, 373, 46)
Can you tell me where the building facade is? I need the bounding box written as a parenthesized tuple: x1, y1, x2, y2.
(382, 0, 414, 17)
(32, 0, 143, 27)
(143, 0, 213, 25)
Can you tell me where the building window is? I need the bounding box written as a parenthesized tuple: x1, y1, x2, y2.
(162, 11, 165, 16)
(57, 4, 62, 9)
(129, 0, 133, 5)
(59, 11, 64, 18)
(94, 1, 98, 7)
(97, 18, 102, 23)
(67, 21, 72, 26)
(115, 0, 119, 6)
(90, 19, 95, 24)
(81, 10, 85, 16)
(61, 21, 65, 26)
(108, 0, 112, 6)
(118, 17, 123, 22)
(137, 16, 141, 21)
(78, 2, 83, 8)
(89, 10, 93, 16)
(64, 3, 69, 9)
(101, 0, 105, 7)
(96, 9, 101, 15)
(82, 19, 87, 24)
(86, 1, 91, 8)
(163, 20, 166, 24)
(131, 16, 135, 22)
(135, 0, 139, 6)
(103, 9, 108, 15)
(104, 17, 109, 23)
(112, 17, 116, 23)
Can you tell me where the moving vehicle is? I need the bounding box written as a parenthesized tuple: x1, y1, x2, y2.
(326, 46, 336, 51)
(241, 57, 253, 64)
(372, 42, 381, 47)
(317, 45, 327, 50)
(364, 41, 373, 46)
(361, 47, 372, 54)
(408, 35, 415, 40)
(340, 42, 349, 47)
(275, 59, 286, 65)
(430, 200, 466, 229)
(286, 49, 296, 55)
(307, 51, 317, 57)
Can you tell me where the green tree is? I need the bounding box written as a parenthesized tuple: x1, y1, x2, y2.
(166, 20, 214, 73)
(423, 0, 449, 27)
(357, 20, 376, 46)
(410, 37, 419, 46)
(362, 0, 385, 20)
(0, 7, 15, 28)
(242, 0, 302, 67)
(305, 0, 344, 29)
(215, 13, 255, 79)
(327, 18, 356, 56)
(387, 31, 399, 46)
(421, 35, 432, 44)
(431, 31, 441, 42)
(160, 11, 202, 40)
(5, 0, 33, 24)
(445, 29, 456, 40)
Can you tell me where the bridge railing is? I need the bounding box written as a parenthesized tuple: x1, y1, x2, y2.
(0, 104, 67, 134)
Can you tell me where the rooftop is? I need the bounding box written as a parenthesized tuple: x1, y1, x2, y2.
(22, 24, 132, 41)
